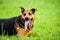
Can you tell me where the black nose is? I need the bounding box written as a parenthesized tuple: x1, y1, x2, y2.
(25, 17, 29, 21)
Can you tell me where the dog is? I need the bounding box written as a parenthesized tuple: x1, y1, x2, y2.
(0, 7, 36, 37)
(15, 7, 36, 37)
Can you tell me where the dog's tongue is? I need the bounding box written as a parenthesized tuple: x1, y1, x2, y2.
(25, 21, 29, 31)
(25, 20, 31, 31)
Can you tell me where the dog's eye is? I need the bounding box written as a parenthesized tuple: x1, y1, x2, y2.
(23, 14, 26, 16)
(29, 13, 31, 15)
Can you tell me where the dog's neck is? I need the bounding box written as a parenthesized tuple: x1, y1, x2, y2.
(15, 15, 25, 28)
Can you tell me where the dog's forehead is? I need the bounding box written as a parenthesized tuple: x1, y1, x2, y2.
(24, 10, 32, 13)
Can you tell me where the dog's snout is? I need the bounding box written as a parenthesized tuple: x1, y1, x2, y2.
(25, 17, 29, 21)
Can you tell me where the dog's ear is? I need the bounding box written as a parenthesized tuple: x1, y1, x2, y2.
(31, 8, 37, 14)
(20, 7, 25, 13)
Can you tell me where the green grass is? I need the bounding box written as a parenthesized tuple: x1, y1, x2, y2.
(0, 0, 60, 40)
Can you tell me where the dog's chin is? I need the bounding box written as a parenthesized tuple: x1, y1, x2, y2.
(25, 20, 31, 31)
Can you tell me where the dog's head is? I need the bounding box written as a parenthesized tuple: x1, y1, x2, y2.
(20, 7, 36, 21)
(20, 7, 36, 30)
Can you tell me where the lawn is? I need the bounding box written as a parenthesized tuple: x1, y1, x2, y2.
(0, 0, 60, 40)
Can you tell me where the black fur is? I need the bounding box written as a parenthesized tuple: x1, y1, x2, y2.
(0, 15, 25, 36)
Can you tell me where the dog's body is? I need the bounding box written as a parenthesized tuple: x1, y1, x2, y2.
(0, 16, 22, 35)
(0, 7, 36, 37)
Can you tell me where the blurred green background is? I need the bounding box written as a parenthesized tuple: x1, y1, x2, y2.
(0, 0, 60, 40)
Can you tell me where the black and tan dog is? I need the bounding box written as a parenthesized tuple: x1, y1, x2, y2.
(0, 7, 36, 37)
(15, 7, 36, 37)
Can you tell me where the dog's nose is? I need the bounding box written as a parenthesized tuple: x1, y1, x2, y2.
(25, 17, 29, 21)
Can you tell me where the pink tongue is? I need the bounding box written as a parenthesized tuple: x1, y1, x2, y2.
(25, 21, 29, 31)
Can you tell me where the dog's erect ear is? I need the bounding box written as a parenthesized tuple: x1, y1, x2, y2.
(20, 7, 25, 13)
(31, 8, 37, 14)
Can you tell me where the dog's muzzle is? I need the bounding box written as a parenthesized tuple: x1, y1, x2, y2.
(25, 17, 29, 21)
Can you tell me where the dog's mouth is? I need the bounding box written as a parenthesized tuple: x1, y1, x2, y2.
(25, 20, 31, 31)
